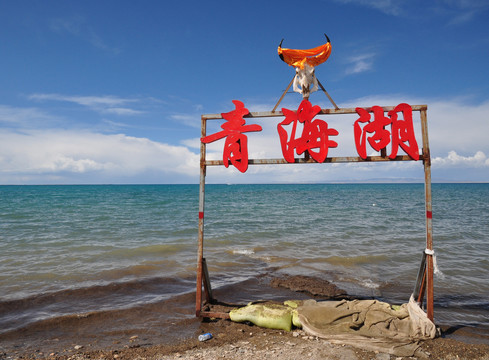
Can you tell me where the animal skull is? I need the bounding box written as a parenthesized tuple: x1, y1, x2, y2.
(278, 34, 331, 100)
(293, 63, 318, 99)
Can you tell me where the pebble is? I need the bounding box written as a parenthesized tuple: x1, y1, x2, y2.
(74, 345, 83, 350)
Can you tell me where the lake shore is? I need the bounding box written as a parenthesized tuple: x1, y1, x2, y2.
(2, 275, 488, 360)
(4, 319, 489, 360)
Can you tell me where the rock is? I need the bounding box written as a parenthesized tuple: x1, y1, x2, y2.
(74, 345, 83, 350)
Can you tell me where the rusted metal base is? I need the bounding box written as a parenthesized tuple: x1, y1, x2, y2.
(413, 251, 427, 302)
(202, 258, 213, 302)
(199, 311, 231, 319)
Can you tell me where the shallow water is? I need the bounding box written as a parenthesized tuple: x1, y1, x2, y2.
(0, 183, 488, 338)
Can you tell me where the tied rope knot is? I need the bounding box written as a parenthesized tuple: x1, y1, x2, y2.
(425, 248, 445, 279)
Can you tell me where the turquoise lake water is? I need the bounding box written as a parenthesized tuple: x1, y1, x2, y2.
(0, 183, 488, 335)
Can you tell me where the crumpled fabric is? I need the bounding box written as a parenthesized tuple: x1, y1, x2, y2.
(278, 42, 332, 69)
(297, 298, 436, 357)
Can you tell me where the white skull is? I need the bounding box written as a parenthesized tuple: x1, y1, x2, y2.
(293, 63, 318, 99)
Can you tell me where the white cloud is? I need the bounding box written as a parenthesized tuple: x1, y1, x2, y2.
(170, 114, 201, 128)
(437, 0, 489, 25)
(333, 0, 406, 16)
(50, 16, 120, 54)
(345, 53, 376, 75)
(0, 130, 199, 184)
(104, 107, 144, 116)
(2, 95, 489, 184)
(0, 105, 59, 126)
(28, 93, 144, 115)
(332, 0, 489, 22)
(432, 151, 489, 168)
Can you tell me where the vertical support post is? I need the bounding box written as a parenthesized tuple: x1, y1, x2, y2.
(413, 251, 427, 302)
(202, 258, 213, 302)
(317, 79, 339, 110)
(196, 115, 207, 317)
(420, 108, 434, 321)
(272, 76, 295, 112)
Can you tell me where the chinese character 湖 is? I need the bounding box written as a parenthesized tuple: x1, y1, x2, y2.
(353, 103, 419, 160)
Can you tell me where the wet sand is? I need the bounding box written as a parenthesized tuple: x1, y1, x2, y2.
(1, 275, 488, 359)
(3, 315, 489, 360)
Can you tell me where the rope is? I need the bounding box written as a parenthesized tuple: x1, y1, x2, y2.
(424, 249, 445, 279)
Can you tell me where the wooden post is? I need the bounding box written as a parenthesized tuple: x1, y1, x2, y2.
(272, 76, 295, 112)
(317, 79, 339, 110)
(413, 251, 427, 302)
(202, 258, 213, 302)
(420, 108, 434, 321)
(196, 115, 207, 317)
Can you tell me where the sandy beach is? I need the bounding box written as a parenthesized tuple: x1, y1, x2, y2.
(2, 275, 488, 360)
(3, 318, 489, 360)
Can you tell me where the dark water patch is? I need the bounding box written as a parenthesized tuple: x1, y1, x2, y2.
(433, 294, 489, 311)
(0, 292, 199, 356)
(270, 274, 349, 299)
(0, 276, 195, 334)
(206, 272, 348, 305)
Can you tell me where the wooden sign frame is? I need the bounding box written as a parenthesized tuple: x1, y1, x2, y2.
(196, 104, 434, 321)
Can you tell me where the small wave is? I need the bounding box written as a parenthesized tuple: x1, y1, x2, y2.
(0, 276, 195, 334)
(323, 255, 389, 266)
(230, 249, 255, 255)
(105, 243, 189, 258)
(361, 279, 380, 289)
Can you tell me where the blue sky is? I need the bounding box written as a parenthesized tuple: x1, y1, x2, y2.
(1, 0, 489, 184)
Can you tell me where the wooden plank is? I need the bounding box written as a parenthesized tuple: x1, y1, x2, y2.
(196, 115, 207, 317)
(202, 258, 213, 302)
(205, 154, 419, 166)
(272, 76, 295, 112)
(413, 251, 427, 302)
(202, 105, 428, 120)
(317, 79, 339, 110)
(420, 108, 434, 321)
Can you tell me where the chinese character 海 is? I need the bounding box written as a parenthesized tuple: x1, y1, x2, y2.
(354, 103, 419, 160)
(201, 100, 262, 173)
(278, 99, 339, 163)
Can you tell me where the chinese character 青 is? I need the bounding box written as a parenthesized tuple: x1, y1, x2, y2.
(201, 100, 262, 173)
(354, 103, 419, 160)
(278, 99, 339, 163)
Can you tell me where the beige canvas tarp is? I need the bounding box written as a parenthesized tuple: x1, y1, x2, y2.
(297, 296, 436, 357)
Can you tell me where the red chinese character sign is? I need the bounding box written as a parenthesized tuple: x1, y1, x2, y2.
(201, 100, 262, 173)
(278, 99, 339, 163)
(354, 103, 419, 160)
(201, 101, 421, 170)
